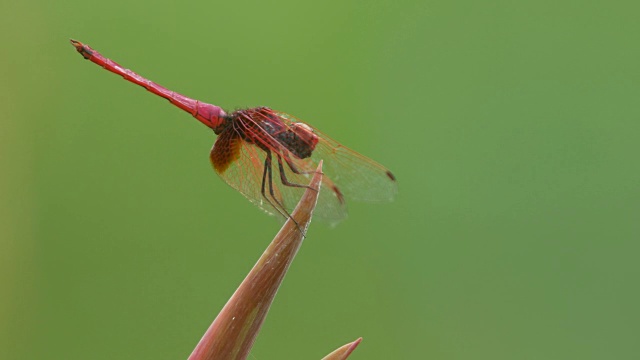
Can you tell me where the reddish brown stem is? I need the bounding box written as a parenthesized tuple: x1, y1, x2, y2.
(70, 39, 226, 130)
(188, 161, 324, 360)
(322, 338, 363, 360)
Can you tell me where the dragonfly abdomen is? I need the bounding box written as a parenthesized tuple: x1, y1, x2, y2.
(70, 39, 226, 131)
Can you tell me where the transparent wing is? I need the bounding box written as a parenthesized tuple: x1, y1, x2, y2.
(210, 129, 277, 217)
(210, 127, 348, 224)
(277, 111, 398, 203)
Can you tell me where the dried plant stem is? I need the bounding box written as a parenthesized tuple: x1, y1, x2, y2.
(321, 338, 363, 360)
(188, 162, 324, 360)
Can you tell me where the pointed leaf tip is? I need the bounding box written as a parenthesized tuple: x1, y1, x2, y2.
(188, 163, 324, 360)
(321, 337, 363, 360)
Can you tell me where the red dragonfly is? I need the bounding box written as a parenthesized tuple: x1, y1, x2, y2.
(70, 40, 397, 225)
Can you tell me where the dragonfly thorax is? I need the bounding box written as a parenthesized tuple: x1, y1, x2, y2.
(212, 115, 233, 135)
(231, 107, 319, 159)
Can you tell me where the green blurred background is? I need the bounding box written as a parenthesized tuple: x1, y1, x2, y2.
(2, 1, 639, 359)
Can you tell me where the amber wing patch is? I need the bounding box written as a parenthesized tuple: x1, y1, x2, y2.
(210, 131, 242, 174)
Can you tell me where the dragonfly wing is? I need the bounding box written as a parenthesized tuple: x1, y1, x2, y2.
(277, 112, 398, 203)
(210, 130, 282, 219)
(210, 128, 348, 224)
(313, 137, 398, 202)
(275, 150, 349, 224)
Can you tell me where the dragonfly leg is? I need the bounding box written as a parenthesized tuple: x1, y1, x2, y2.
(284, 152, 342, 204)
(277, 155, 314, 190)
(261, 150, 306, 235)
(261, 151, 288, 220)
(283, 153, 315, 175)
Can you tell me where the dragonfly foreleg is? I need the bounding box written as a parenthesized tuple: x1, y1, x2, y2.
(283, 153, 315, 175)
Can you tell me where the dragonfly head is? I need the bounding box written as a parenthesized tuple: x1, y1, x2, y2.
(291, 122, 318, 153)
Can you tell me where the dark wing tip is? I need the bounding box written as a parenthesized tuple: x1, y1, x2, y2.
(332, 185, 346, 205)
(386, 170, 397, 182)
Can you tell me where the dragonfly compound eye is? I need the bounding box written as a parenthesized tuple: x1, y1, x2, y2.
(276, 123, 319, 159)
(291, 123, 318, 150)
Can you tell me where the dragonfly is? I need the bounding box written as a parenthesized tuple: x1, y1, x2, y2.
(70, 40, 397, 225)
